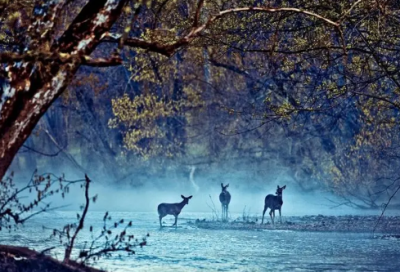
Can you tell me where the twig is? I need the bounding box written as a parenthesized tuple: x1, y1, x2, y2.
(19, 204, 71, 223)
(64, 174, 91, 263)
(206, 195, 219, 221)
(338, 0, 364, 23)
(21, 144, 65, 157)
(44, 129, 86, 173)
(373, 182, 400, 234)
(193, 0, 205, 28)
(324, 197, 353, 209)
(40, 246, 56, 255)
(0, 170, 84, 227)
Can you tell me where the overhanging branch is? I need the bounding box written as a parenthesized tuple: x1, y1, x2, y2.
(81, 56, 123, 67)
(119, 6, 341, 57)
(0, 52, 122, 67)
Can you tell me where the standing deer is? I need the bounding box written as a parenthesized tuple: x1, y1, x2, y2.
(219, 183, 231, 221)
(261, 185, 286, 225)
(158, 195, 193, 228)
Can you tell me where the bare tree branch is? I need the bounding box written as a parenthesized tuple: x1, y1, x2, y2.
(193, 0, 205, 28)
(373, 181, 400, 234)
(20, 144, 64, 157)
(118, 6, 341, 57)
(338, 0, 364, 23)
(64, 175, 91, 263)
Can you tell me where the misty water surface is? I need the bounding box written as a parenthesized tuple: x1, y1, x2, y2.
(1, 211, 400, 272)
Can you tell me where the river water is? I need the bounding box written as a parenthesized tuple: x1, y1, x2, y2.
(1, 211, 400, 271)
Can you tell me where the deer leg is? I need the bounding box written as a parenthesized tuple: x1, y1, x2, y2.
(224, 205, 226, 221)
(273, 210, 276, 225)
(159, 215, 163, 228)
(262, 206, 267, 224)
(223, 204, 227, 221)
(279, 208, 282, 223)
(221, 204, 224, 221)
(224, 205, 227, 221)
(172, 215, 178, 227)
(269, 210, 274, 225)
(226, 205, 229, 221)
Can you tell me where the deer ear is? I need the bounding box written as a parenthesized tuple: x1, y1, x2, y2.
(283, 185, 286, 189)
(226, 184, 229, 188)
(277, 185, 280, 189)
(181, 195, 185, 199)
(188, 195, 193, 199)
(221, 183, 224, 188)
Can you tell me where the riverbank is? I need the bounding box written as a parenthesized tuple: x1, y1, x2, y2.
(192, 215, 400, 234)
(0, 245, 104, 272)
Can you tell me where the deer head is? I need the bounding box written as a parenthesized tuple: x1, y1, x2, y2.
(275, 185, 286, 196)
(181, 195, 193, 205)
(221, 183, 229, 192)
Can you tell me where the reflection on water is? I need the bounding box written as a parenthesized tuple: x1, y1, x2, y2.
(1, 211, 400, 271)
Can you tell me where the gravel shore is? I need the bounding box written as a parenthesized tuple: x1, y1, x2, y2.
(192, 215, 400, 234)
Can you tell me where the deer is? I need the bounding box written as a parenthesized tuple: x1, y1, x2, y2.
(261, 185, 286, 225)
(158, 195, 193, 228)
(219, 183, 231, 221)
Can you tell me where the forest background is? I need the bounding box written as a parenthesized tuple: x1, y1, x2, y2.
(1, 0, 400, 211)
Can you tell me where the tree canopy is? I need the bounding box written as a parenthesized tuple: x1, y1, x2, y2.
(1, 0, 400, 207)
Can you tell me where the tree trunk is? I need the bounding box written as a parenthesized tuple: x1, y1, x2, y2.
(0, 65, 77, 179)
(0, 0, 128, 180)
